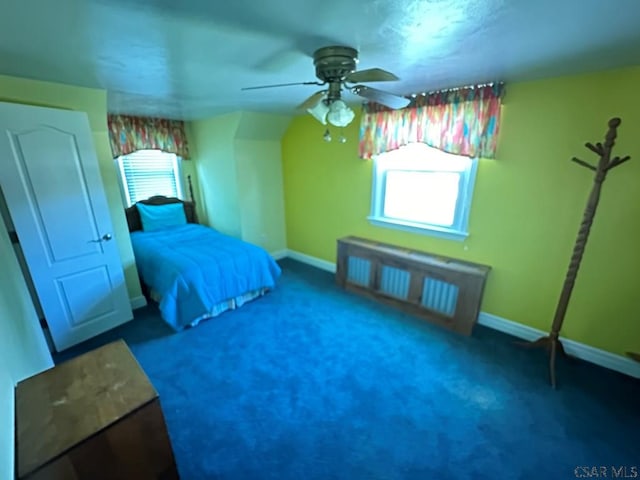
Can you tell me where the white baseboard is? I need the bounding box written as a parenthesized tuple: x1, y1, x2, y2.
(270, 249, 288, 261)
(478, 312, 640, 379)
(130, 295, 147, 310)
(285, 250, 640, 379)
(477, 312, 542, 341)
(286, 249, 336, 273)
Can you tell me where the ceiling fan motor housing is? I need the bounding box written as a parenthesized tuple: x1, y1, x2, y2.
(313, 46, 359, 82)
(242, 44, 406, 112)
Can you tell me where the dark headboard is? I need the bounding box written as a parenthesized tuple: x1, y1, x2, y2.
(125, 196, 198, 232)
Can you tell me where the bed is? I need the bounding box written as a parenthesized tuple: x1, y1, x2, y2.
(125, 195, 281, 330)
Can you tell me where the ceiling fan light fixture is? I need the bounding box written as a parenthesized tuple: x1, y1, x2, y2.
(307, 99, 329, 124)
(326, 99, 355, 127)
(243, 45, 405, 126)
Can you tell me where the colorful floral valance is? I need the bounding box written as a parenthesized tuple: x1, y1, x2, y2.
(359, 83, 505, 159)
(107, 114, 191, 159)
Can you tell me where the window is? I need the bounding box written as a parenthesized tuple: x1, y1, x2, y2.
(369, 143, 478, 241)
(116, 150, 183, 206)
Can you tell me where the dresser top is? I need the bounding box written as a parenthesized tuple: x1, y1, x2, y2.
(16, 339, 158, 478)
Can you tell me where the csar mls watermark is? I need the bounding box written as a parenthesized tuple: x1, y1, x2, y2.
(574, 466, 638, 478)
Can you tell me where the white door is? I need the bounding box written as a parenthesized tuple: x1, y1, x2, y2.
(0, 102, 133, 351)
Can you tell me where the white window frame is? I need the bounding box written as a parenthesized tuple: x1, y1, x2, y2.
(368, 143, 478, 241)
(115, 150, 184, 207)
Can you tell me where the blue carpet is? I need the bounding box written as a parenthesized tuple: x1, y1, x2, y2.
(56, 259, 639, 479)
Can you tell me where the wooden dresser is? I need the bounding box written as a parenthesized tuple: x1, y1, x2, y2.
(15, 339, 179, 480)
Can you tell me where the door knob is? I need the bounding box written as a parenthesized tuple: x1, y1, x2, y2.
(90, 233, 113, 243)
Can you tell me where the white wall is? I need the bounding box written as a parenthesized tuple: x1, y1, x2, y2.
(235, 139, 287, 252)
(188, 111, 290, 254)
(0, 356, 15, 480)
(189, 112, 243, 237)
(0, 221, 53, 478)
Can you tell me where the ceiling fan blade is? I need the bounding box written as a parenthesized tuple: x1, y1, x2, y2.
(345, 68, 399, 83)
(351, 85, 410, 109)
(254, 49, 307, 72)
(296, 91, 326, 111)
(241, 81, 322, 91)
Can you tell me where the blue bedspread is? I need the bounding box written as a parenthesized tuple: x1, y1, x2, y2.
(130, 224, 281, 330)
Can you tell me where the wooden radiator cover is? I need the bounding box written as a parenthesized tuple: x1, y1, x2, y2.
(336, 236, 491, 335)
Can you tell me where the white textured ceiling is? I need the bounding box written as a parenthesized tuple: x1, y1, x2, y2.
(1, 0, 639, 120)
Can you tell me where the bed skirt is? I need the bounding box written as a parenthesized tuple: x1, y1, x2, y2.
(150, 288, 268, 328)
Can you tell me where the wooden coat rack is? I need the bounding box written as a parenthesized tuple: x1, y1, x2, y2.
(527, 118, 631, 388)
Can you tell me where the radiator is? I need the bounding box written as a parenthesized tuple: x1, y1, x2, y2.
(336, 236, 490, 335)
(422, 278, 459, 317)
(346, 256, 371, 286)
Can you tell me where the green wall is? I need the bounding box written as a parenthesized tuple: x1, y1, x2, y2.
(282, 66, 640, 357)
(188, 111, 288, 253)
(0, 74, 143, 301)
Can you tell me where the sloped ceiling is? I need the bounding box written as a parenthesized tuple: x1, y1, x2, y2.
(1, 0, 639, 119)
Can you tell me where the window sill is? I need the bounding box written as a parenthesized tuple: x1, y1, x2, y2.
(367, 216, 469, 241)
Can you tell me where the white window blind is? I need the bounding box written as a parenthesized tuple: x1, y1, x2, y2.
(116, 150, 183, 206)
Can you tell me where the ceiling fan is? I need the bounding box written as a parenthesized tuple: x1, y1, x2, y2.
(242, 46, 410, 128)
